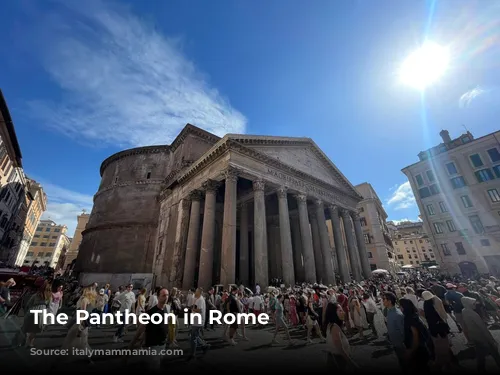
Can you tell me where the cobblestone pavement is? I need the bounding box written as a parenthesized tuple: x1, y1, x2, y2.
(1, 310, 499, 373)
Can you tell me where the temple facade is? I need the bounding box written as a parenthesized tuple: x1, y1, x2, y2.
(75, 124, 372, 288)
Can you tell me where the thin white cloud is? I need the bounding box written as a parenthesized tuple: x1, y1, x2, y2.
(389, 217, 422, 225)
(459, 86, 490, 108)
(386, 181, 416, 210)
(30, 178, 93, 236)
(27, 0, 246, 148)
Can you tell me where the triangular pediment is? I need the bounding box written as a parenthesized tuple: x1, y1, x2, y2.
(226, 134, 360, 198)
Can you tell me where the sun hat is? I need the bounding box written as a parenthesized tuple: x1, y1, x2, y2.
(421, 291, 434, 301)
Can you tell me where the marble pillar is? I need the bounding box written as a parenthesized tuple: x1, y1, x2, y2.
(290, 215, 305, 282)
(253, 180, 268, 288)
(328, 205, 350, 283)
(221, 168, 238, 286)
(198, 180, 219, 289)
(315, 200, 336, 285)
(353, 211, 372, 279)
(239, 202, 249, 285)
(295, 194, 316, 283)
(309, 213, 324, 283)
(277, 187, 295, 286)
(341, 208, 362, 281)
(182, 190, 202, 290)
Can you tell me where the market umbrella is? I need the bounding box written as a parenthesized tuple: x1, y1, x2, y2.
(402, 265, 413, 269)
(428, 265, 439, 269)
(372, 269, 389, 275)
(244, 287, 253, 295)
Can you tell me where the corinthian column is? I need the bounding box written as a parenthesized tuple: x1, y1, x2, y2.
(315, 200, 336, 285)
(220, 168, 238, 286)
(253, 179, 268, 288)
(290, 215, 305, 282)
(295, 194, 316, 283)
(309, 213, 324, 283)
(277, 187, 295, 286)
(182, 190, 202, 290)
(239, 202, 249, 285)
(352, 211, 372, 279)
(340, 208, 362, 281)
(198, 180, 219, 290)
(328, 205, 350, 283)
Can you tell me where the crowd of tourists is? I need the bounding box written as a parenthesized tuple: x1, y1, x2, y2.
(1, 269, 500, 371)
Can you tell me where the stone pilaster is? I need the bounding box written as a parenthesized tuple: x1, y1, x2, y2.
(328, 205, 350, 283)
(290, 215, 305, 282)
(315, 200, 336, 285)
(295, 194, 316, 283)
(198, 180, 220, 290)
(277, 187, 295, 286)
(341, 208, 362, 281)
(309, 212, 324, 283)
(239, 202, 249, 285)
(168, 198, 191, 288)
(182, 190, 202, 290)
(220, 168, 238, 286)
(352, 211, 372, 279)
(253, 179, 268, 288)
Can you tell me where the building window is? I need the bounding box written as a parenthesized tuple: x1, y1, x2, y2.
(445, 162, 458, 175)
(455, 242, 466, 255)
(488, 189, 500, 203)
(426, 170, 435, 182)
(469, 215, 484, 234)
(397, 255, 404, 260)
(429, 184, 440, 195)
(40, 242, 47, 246)
(38, 252, 44, 257)
(45, 228, 50, 232)
(146, 172, 151, 180)
(493, 165, 500, 178)
(450, 176, 466, 189)
(31, 242, 38, 246)
(36, 226, 42, 231)
(426, 204, 435, 216)
(446, 220, 456, 232)
(415, 174, 424, 187)
(441, 243, 451, 255)
(359, 207, 364, 212)
(487, 148, 500, 163)
(43, 235, 49, 238)
(27, 251, 34, 257)
(367, 252, 373, 258)
(475, 168, 495, 183)
(49, 242, 56, 247)
(54, 228, 60, 232)
(433, 222, 444, 234)
(439, 201, 448, 212)
(364, 234, 371, 244)
(461, 195, 473, 208)
(419, 187, 431, 199)
(45, 252, 52, 257)
(360, 217, 367, 226)
(469, 153, 484, 168)
(480, 239, 491, 247)
(34, 235, 40, 238)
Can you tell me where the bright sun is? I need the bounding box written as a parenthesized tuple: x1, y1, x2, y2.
(399, 42, 449, 90)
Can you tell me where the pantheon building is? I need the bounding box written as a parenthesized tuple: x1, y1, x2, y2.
(75, 124, 372, 289)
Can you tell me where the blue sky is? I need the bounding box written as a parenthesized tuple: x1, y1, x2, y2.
(1, 0, 499, 235)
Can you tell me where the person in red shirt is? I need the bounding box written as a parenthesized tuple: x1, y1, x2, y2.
(336, 287, 351, 333)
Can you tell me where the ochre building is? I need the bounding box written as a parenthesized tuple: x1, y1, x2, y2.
(75, 124, 372, 288)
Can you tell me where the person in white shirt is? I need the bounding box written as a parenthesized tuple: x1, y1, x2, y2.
(362, 293, 378, 337)
(255, 284, 261, 295)
(189, 288, 210, 359)
(113, 284, 136, 343)
(147, 287, 160, 311)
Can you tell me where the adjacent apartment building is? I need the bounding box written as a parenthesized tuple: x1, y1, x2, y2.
(354, 182, 398, 272)
(388, 221, 437, 268)
(13, 179, 47, 266)
(402, 129, 500, 277)
(63, 211, 90, 271)
(23, 220, 71, 268)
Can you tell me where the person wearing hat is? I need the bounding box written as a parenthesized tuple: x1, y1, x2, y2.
(422, 291, 457, 371)
(444, 283, 470, 344)
(94, 288, 109, 328)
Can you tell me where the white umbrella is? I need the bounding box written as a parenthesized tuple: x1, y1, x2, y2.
(402, 265, 413, 269)
(372, 269, 389, 274)
(428, 265, 439, 269)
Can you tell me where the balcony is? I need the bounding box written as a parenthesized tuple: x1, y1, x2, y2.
(485, 225, 500, 241)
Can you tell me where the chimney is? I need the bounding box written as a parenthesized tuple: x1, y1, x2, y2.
(439, 129, 451, 143)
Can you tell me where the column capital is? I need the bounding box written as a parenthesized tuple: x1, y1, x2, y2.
(294, 193, 308, 203)
(314, 199, 324, 208)
(252, 179, 265, 192)
(181, 199, 191, 210)
(351, 211, 360, 220)
(189, 190, 203, 201)
(339, 207, 350, 218)
(202, 179, 220, 193)
(328, 204, 339, 213)
(222, 166, 239, 182)
(277, 186, 288, 199)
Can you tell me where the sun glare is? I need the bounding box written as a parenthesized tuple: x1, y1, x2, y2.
(399, 42, 449, 90)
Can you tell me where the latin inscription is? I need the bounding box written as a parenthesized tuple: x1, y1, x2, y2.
(267, 168, 346, 204)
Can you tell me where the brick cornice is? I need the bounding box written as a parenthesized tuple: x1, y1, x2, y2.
(100, 146, 170, 176)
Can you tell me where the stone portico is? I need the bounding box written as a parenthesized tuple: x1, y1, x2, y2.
(154, 132, 372, 290)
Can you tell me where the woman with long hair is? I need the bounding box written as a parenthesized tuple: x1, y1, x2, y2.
(399, 297, 432, 372)
(306, 292, 325, 343)
(22, 280, 52, 347)
(271, 294, 293, 346)
(324, 302, 359, 371)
